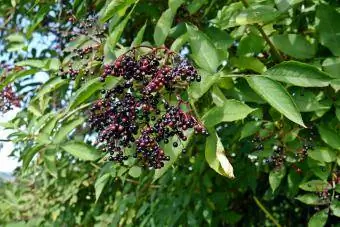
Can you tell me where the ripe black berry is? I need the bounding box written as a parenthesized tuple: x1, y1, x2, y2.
(89, 46, 206, 169)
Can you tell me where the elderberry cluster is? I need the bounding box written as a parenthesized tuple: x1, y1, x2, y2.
(0, 71, 20, 113)
(250, 125, 317, 169)
(89, 47, 206, 168)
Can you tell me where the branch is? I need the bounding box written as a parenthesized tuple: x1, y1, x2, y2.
(126, 178, 161, 189)
(0, 139, 11, 142)
(253, 196, 282, 227)
(240, 0, 284, 62)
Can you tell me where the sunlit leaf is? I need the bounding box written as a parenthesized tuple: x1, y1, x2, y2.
(308, 209, 328, 227)
(247, 76, 305, 127)
(299, 180, 331, 192)
(269, 166, 286, 193)
(154, 9, 174, 46)
(186, 24, 220, 73)
(61, 142, 101, 161)
(317, 125, 340, 150)
(203, 100, 255, 127)
(316, 4, 340, 56)
(265, 61, 331, 87)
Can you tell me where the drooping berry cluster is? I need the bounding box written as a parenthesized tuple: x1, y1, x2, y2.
(0, 86, 20, 113)
(0, 70, 20, 113)
(89, 47, 206, 168)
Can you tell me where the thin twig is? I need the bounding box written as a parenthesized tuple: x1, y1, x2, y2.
(0, 139, 11, 142)
(253, 196, 282, 227)
(240, 0, 284, 62)
(125, 178, 161, 189)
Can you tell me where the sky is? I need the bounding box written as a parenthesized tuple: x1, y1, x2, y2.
(0, 109, 20, 173)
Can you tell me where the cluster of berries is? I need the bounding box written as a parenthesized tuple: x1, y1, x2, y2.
(251, 126, 317, 169)
(57, 14, 106, 81)
(89, 47, 206, 168)
(0, 73, 20, 113)
(65, 13, 106, 40)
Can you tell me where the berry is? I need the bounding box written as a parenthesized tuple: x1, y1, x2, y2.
(88, 46, 206, 169)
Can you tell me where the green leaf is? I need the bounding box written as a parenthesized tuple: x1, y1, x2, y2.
(53, 117, 85, 144)
(224, 79, 265, 104)
(28, 101, 43, 117)
(61, 142, 101, 161)
(16, 59, 47, 68)
(154, 9, 174, 46)
(100, 0, 136, 23)
(235, 5, 280, 25)
(308, 147, 337, 163)
(128, 166, 142, 178)
(68, 78, 102, 110)
(170, 33, 188, 52)
(107, 4, 136, 50)
(271, 34, 316, 59)
(0, 69, 37, 91)
(95, 173, 111, 202)
(308, 158, 331, 180)
(26, 6, 48, 38)
(292, 90, 331, 112)
(308, 209, 328, 227)
(186, 24, 220, 73)
(330, 79, 340, 92)
(330, 200, 340, 217)
(154, 129, 193, 181)
(169, 0, 184, 12)
(265, 61, 331, 87)
(7, 43, 26, 52)
(316, 5, 340, 56)
(336, 108, 340, 122)
(230, 56, 266, 74)
(205, 130, 234, 178)
(247, 76, 305, 127)
(131, 21, 147, 47)
(240, 121, 262, 140)
(41, 114, 62, 135)
(336, 184, 340, 193)
(6, 33, 25, 43)
(287, 169, 302, 197)
(46, 58, 60, 71)
(296, 193, 329, 205)
(211, 85, 227, 107)
(322, 57, 340, 79)
(283, 128, 300, 142)
(299, 180, 331, 192)
(188, 70, 219, 101)
(202, 99, 255, 127)
(22, 145, 43, 171)
(34, 76, 67, 100)
(64, 35, 88, 52)
(210, 2, 243, 29)
(275, 0, 303, 12)
(36, 133, 51, 145)
(204, 27, 233, 60)
(269, 166, 286, 193)
(317, 125, 340, 150)
(237, 33, 264, 56)
(44, 149, 57, 178)
(187, 0, 208, 14)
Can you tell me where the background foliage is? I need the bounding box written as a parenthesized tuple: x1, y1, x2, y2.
(0, 0, 339, 226)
